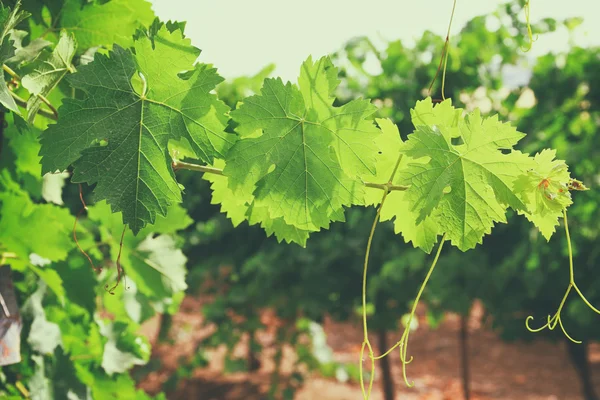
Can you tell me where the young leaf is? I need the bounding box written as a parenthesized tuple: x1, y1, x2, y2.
(5, 30, 51, 67)
(21, 30, 75, 123)
(514, 149, 573, 240)
(40, 26, 234, 233)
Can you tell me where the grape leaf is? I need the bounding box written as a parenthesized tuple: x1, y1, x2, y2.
(40, 26, 234, 233)
(514, 149, 573, 240)
(204, 160, 312, 246)
(247, 202, 312, 246)
(203, 159, 249, 227)
(6, 30, 51, 67)
(365, 118, 440, 253)
(225, 56, 379, 231)
(58, 0, 154, 52)
(411, 97, 462, 132)
(396, 98, 534, 250)
(21, 30, 75, 123)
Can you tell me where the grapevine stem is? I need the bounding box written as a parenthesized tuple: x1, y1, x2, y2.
(427, 0, 456, 100)
(9, 91, 57, 120)
(3, 64, 59, 119)
(441, 0, 457, 101)
(359, 154, 403, 400)
(172, 160, 224, 175)
(173, 161, 409, 191)
(0, 252, 17, 265)
(364, 181, 409, 191)
(359, 187, 389, 400)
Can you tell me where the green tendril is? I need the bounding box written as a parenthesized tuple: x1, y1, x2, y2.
(525, 210, 600, 343)
(440, 0, 457, 101)
(521, 0, 538, 52)
(398, 234, 446, 387)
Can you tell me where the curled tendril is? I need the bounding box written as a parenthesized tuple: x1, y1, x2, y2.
(526, 210, 600, 343)
(358, 340, 375, 399)
(525, 286, 581, 344)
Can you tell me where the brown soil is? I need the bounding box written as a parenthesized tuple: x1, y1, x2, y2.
(138, 296, 600, 400)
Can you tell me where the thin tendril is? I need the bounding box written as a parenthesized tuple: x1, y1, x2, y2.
(521, 0, 538, 52)
(359, 154, 404, 400)
(428, 0, 457, 101)
(525, 210, 600, 343)
(399, 233, 446, 387)
(73, 184, 101, 273)
(440, 0, 457, 101)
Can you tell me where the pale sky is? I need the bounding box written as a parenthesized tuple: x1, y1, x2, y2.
(150, 0, 600, 81)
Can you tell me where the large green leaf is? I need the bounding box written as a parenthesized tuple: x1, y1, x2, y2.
(204, 159, 312, 246)
(387, 98, 536, 250)
(40, 26, 234, 233)
(225, 56, 379, 232)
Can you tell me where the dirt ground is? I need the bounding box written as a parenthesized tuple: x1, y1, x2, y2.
(138, 296, 600, 400)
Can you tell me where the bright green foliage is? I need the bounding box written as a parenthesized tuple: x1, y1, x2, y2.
(203, 159, 249, 227)
(204, 159, 312, 246)
(5, 123, 41, 179)
(40, 26, 233, 233)
(366, 119, 440, 253)
(88, 374, 164, 400)
(0, 174, 74, 270)
(224, 56, 379, 237)
(363, 118, 402, 204)
(0, 1, 591, 398)
(21, 30, 75, 123)
(36, 0, 154, 52)
(392, 98, 535, 251)
(514, 149, 573, 240)
(247, 202, 312, 246)
(0, 0, 29, 113)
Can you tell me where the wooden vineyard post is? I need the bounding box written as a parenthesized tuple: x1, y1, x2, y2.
(0, 266, 22, 366)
